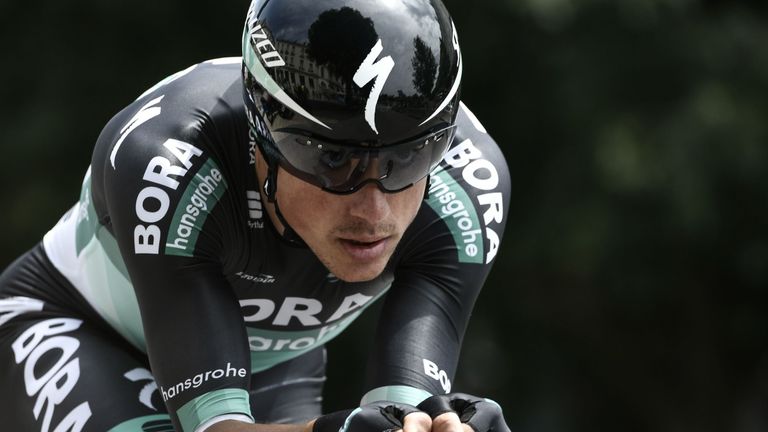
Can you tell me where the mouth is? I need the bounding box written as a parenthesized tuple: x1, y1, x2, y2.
(338, 236, 391, 261)
(341, 237, 386, 245)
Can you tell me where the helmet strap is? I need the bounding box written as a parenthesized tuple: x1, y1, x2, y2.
(263, 164, 307, 247)
(273, 198, 307, 247)
(263, 164, 278, 203)
(423, 174, 431, 200)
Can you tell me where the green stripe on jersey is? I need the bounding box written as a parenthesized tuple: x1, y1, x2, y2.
(107, 414, 173, 432)
(178, 389, 252, 432)
(74, 171, 130, 279)
(246, 311, 360, 373)
(426, 166, 484, 264)
(245, 287, 389, 373)
(78, 234, 146, 350)
(361, 385, 433, 406)
(242, 30, 282, 95)
(165, 158, 228, 257)
(73, 171, 145, 350)
(75, 169, 98, 257)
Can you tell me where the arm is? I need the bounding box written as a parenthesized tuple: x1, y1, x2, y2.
(105, 152, 256, 430)
(363, 103, 512, 431)
(208, 421, 313, 432)
(93, 70, 259, 430)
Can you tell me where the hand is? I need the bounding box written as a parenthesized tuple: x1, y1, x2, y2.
(430, 411, 472, 432)
(312, 401, 431, 432)
(417, 393, 510, 432)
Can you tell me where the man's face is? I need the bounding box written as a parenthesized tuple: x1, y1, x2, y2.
(273, 165, 425, 282)
(255, 148, 425, 282)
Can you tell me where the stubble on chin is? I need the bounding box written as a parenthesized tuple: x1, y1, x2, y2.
(317, 234, 399, 283)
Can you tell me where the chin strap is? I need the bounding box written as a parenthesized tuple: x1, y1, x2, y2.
(263, 164, 307, 247)
(423, 174, 431, 200)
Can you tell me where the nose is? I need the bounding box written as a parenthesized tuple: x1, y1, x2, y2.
(347, 182, 391, 225)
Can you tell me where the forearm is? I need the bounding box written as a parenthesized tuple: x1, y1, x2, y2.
(208, 420, 315, 432)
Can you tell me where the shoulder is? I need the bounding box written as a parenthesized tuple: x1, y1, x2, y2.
(90, 57, 249, 185)
(100, 57, 245, 163)
(447, 101, 510, 192)
(87, 59, 253, 255)
(412, 101, 510, 266)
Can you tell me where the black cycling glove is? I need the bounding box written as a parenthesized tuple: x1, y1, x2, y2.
(313, 401, 421, 432)
(417, 393, 510, 432)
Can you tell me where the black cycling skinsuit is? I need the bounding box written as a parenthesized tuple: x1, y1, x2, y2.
(0, 58, 510, 432)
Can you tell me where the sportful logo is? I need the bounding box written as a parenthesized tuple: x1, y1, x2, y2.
(353, 39, 394, 134)
(247, 190, 264, 229)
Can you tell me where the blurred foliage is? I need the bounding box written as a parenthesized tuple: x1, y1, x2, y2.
(1, 1, 766, 431)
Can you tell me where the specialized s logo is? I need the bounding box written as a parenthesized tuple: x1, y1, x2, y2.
(124, 368, 159, 411)
(110, 96, 165, 169)
(353, 39, 394, 134)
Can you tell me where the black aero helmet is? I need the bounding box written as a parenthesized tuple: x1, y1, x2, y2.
(242, 0, 463, 195)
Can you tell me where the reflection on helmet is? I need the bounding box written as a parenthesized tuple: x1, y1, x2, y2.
(242, 0, 463, 193)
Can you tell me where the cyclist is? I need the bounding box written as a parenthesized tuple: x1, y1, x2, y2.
(0, 0, 511, 431)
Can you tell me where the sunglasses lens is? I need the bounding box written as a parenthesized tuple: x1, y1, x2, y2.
(271, 126, 455, 194)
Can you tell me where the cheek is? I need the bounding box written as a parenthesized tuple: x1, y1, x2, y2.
(278, 174, 338, 231)
(394, 180, 427, 223)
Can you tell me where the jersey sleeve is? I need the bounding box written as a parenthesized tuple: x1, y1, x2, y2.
(89, 62, 254, 431)
(362, 102, 510, 405)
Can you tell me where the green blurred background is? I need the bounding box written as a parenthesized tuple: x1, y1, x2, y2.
(1, 0, 766, 431)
